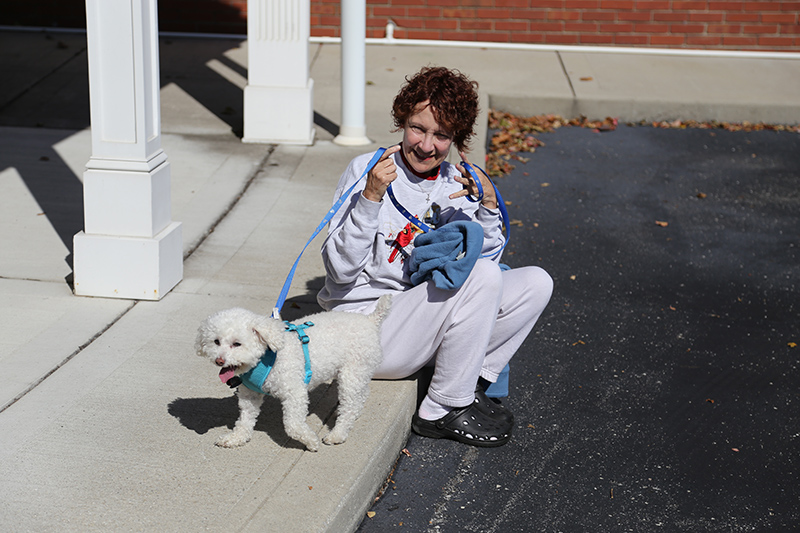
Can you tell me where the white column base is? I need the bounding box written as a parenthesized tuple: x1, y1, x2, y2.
(333, 125, 371, 146)
(243, 80, 316, 145)
(73, 222, 183, 300)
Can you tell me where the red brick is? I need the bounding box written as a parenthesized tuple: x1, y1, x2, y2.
(529, 0, 565, 7)
(548, 10, 581, 20)
(708, 1, 745, 10)
(406, 29, 444, 39)
(654, 12, 690, 22)
(650, 34, 686, 45)
(477, 8, 513, 18)
(758, 35, 795, 46)
(635, 1, 670, 8)
(311, 28, 339, 38)
(318, 16, 340, 26)
(495, 0, 532, 7)
(618, 11, 652, 21)
(670, 23, 706, 33)
(742, 24, 779, 34)
(462, 19, 493, 29)
(443, 8, 477, 17)
(546, 33, 581, 43)
(565, 0, 600, 8)
(780, 24, 800, 34)
(781, 2, 800, 11)
(511, 32, 547, 43)
(407, 7, 440, 16)
(511, 9, 548, 19)
(599, 22, 635, 32)
(744, 2, 781, 11)
(599, 1, 635, 9)
(422, 19, 463, 30)
(582, 10, 616, 21)
(495, 20, 530, 30)
(615, 34, 649, 44)
(726, 13, 759, 22)
(635, 22, 670, 32)
(687, 35, 723, 45)
(565, 21, 599, 31)
(673, 1, 708, 9)
(689, 12, 724, 23)
(762, 14, 797, 24)
(707, 23, 742, 33)
(580, 33, 615, 43)
(722, 35, 757, 45)
(426, 0, 460, 6)
(529, 21, 564, 31)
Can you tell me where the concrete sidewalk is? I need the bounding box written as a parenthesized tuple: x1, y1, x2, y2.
(1, 28, 799, 532)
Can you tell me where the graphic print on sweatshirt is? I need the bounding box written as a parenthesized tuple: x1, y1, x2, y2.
(385, 203, 441, 264)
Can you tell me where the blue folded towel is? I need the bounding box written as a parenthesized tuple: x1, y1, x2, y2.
(408, 220, 484, 290)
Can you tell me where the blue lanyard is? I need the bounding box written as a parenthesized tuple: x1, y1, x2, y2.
(387, 160, 510, 258)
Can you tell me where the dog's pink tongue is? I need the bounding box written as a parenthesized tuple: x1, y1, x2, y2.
(219, 367, 236, 383)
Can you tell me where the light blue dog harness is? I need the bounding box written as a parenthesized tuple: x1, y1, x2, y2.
(239, 321, 314, 394)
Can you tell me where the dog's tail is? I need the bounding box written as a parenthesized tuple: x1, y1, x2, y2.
(368, 294, 393, 325)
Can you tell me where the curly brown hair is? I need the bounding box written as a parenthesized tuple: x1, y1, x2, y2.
(391, 66, 479, 152)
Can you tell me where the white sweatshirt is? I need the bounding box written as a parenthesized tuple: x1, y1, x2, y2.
(317, 149, 506, 312)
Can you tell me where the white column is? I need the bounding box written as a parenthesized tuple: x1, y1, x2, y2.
(333, 0, 371, 146)
(73, 0, 183, 300)
(243, 0, 315, 144)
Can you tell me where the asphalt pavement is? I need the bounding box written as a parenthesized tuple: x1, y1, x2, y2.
(356, 124, 800, 532)
(1, 27, 799, 532)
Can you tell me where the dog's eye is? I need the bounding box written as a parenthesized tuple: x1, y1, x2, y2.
(233, 342, 241, 347)
(214, 339, 221, 346)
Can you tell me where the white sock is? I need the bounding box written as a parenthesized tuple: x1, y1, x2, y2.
(418, 395, 452, 421)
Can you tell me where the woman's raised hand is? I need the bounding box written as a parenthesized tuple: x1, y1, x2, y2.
(363, 145, 402, 203)
(452, 151, 497, 209)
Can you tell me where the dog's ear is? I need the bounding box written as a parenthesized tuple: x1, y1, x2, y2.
(252, 316, 285, 352)
(194, 321, 210, 357)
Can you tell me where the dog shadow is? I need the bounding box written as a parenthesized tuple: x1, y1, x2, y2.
(168, 381, 340, 450)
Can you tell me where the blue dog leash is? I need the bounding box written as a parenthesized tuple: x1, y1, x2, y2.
(271, 148, 385, 319)
(236, 150, 386, 393)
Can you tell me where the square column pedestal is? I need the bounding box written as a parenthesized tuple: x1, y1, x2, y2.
(73, 159, 183, 300)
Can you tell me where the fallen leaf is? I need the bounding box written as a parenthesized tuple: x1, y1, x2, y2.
(580, 76, 593, 81)
(570, 275, 576, 280)
(706, 398, 715, 404)
(401, 448, 411, 457)
(572, 340, 585, 346)
(510, 219, 524, 226)
(696, 192, 707, 199)
(541, 182, 550, 187)
(655, 220, 669, 227)
(308, 486, 313, 490)
(732, 448, 740, 452)
(669, 306, 676, 311)
(788, 342, 797, 348)
(367, 511, 376, 518)
(527, 424, 535, 429)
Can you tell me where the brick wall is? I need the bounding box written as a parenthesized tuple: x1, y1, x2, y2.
(3, 1, 798, 51)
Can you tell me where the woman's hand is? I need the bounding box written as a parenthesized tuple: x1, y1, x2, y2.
(452, 151, 497, 209)
(362, 145, 402, 203)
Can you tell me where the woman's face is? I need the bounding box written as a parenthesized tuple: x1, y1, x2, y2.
(401, 101, 454, 176)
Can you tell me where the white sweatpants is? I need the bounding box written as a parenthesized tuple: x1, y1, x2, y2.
(374, 259, 554, 408)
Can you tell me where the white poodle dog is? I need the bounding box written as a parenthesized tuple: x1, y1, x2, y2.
(195, 295, 391, 451)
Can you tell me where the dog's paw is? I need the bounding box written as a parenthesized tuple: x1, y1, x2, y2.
(215, 431, 250, 448)
(322, 429, 348, 446)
